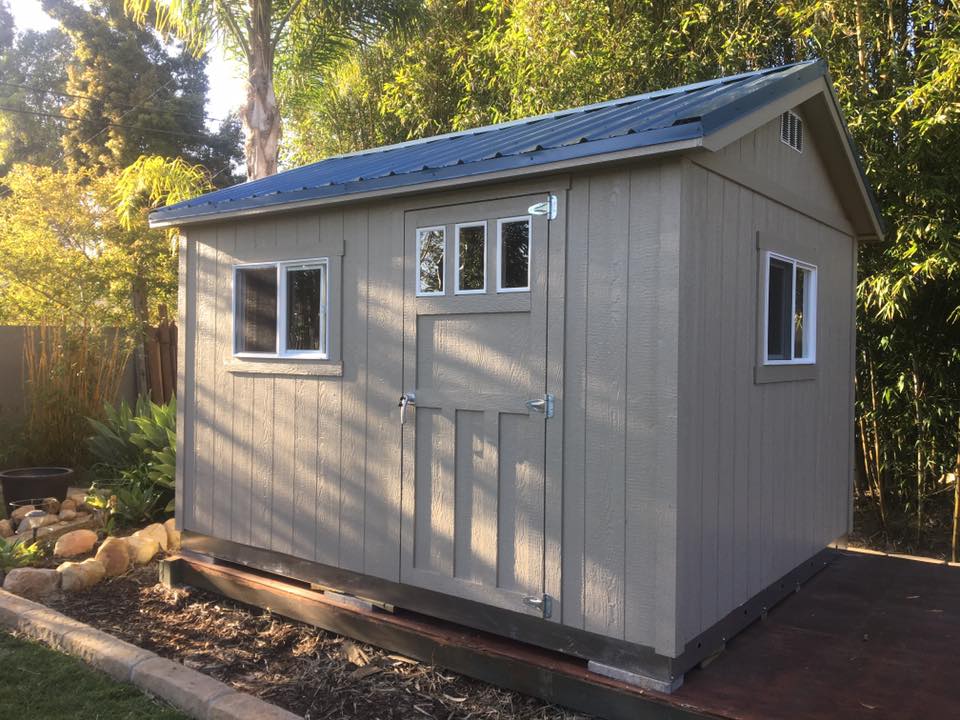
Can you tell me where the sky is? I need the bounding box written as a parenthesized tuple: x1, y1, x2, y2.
(8, 0, 247, 129)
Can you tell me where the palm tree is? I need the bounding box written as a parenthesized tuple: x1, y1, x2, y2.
(124, 0, 414, 179)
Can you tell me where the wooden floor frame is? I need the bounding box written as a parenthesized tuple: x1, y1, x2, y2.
(161, 554, 707, 720)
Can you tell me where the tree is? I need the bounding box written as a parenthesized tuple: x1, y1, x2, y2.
(287, 0, 960, 554)
(0, 24, 73, 173)
(123, 0, 418, 179)
(0, 157, 209, 330)
(40, 0, 241, 179)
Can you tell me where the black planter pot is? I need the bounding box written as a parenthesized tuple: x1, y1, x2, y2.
(0, 467, 74, 514)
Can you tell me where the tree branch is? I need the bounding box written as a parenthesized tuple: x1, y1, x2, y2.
(272, 0, 305, 49)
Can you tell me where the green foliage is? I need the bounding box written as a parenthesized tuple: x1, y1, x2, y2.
(0, 537, 45, 573)
(0, 26, 73, 174)
(284, 0, 960, 552)
(41, 0, 242, 178)
(87, 395, 176, 527)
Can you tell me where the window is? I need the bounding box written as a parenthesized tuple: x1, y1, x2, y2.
(780, 110, 803, 152)
(417, 227, 445, 296)
(455, 222, 486, 294)
(497, 217, 530, 292)
(234, 259, 329, 358)
(763, 252, 816, 365)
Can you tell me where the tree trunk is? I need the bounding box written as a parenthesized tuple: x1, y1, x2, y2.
(242, 0, 281, 180)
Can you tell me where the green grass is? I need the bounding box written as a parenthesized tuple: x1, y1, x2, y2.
(0, 632, 189, 719)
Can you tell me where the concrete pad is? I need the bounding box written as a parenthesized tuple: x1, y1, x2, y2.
(132, 656, 235, 718)
(208, 691, 303, 720)
(17, 607, 90, 651)
(0, 588, 43, 628)
(59, 626, 157, 682)
(587, 659, 684, 694)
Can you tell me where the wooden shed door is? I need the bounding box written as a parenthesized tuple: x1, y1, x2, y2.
(401, 193, 553, 617)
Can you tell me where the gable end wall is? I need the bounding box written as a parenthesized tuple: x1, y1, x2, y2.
(674, 115, 857, 650)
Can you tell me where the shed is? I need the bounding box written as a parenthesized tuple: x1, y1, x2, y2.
(151, 60, 883, 693)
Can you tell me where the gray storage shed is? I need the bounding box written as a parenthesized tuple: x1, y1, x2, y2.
(152, 60, 883, 692)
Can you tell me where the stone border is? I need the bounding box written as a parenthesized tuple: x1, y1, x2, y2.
(0, 588, 300, 720)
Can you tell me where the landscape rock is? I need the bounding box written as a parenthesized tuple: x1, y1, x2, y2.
(2, 568, 60, 598)
(58, 509, 77, 522)
(60, 498, 77, 513)
(164, 518, 181, 551)
(67, 492, 87, 507)
(0, 520, 12, 538)
(94, 536, 130, 577)
(57, 559, 106, 591)
(137, 523, 168, 552)
(127, 534, 160, 565)
(18, 513, 60, 532)
(10, 505, 35, 524)
(54, 529, 98, 558)
(41, 497, 61, 514)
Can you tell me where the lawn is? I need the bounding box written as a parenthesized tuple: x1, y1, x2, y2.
(0, 631, 188, 719)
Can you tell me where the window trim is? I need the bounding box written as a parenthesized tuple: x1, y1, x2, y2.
(453, 221, 487, 295)
(233, 257, 330, 360)
(761, 251, 817, 366)
(496, 215, 532, 293)
(416, 225, 446, 297)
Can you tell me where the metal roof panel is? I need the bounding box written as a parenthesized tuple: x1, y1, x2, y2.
(151, 60, 847, 225)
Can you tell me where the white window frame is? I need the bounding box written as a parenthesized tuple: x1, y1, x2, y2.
(762, 251, 817, 366)
(454, 221, 487, 295)
(496, 215, 532, 293)
(233, 257, 330, 360)
(416, 226, 446, 297)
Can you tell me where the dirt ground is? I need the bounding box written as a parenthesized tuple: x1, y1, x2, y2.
(46, 563, 587, 720)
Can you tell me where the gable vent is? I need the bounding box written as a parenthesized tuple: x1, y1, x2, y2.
(780, 111, 803, 152)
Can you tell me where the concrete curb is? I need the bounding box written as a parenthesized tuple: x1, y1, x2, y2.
(0, 588, 301, 719)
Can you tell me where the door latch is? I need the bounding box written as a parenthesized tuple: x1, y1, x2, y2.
(525, 393, 555, 418)
(527, 194, 558, 220)
(523, 594, 553, 619)
(398, 392, 416, 424)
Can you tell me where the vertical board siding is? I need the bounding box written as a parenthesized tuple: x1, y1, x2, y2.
(184, 169, 684, 653)
(363, 206, 404, 580)
(212, 225, 236, 541)
(676, 160, 855, 648)
(339, 210, 369, 573)
(560, 176, 590, 630)
(582, 171, 629, 639)
(561, 163, 682, 650)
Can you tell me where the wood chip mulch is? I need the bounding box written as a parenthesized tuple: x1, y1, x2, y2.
(45, 563, 588, 720)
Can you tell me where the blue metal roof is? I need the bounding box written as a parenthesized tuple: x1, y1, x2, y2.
(151, 60, 832, 226)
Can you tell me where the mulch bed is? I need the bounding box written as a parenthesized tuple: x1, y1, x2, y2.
(46, 563, 586, 720)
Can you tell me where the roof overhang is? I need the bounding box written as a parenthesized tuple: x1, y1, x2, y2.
(148, 134, 703, 228)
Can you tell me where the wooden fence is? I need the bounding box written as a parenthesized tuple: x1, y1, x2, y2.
(145, 306, 177, 405)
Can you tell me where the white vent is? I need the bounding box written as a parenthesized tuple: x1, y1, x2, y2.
(780, 111, 803, 152)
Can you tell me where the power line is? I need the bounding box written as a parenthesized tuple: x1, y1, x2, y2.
(0, 104, 219, 141)
(0, 79, 232, 125)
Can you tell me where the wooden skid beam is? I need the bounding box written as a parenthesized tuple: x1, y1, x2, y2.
(161, 556, 709, 720)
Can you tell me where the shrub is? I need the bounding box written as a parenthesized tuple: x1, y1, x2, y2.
(0, 537, 45, 573)
(87, 395, 175, 528)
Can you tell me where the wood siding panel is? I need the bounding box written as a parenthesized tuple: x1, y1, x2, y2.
(192, 230, 218, 536)
(182, 169, 685, 652)
(582, 171, 629, 639)
(363, 205, 403, 581)
(339, 210, 369, 573)
(623, 162, 681, 653)
(676, 161, 855, 647)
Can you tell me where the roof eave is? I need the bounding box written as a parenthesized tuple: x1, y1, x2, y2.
(149, 135, 704, 229)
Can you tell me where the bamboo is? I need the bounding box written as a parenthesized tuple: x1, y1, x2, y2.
(953, 418, 960, 564)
